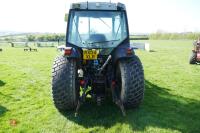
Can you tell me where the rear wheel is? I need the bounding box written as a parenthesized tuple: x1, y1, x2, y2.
(116, 55, 145, 108)
(52, 56, 78, 111)
(189, 51, 197, 64)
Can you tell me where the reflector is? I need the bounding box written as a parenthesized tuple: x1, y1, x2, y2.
(127, 48, 133, 55)
(64, 48, 72, 55)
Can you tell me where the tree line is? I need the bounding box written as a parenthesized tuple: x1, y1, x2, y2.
(27, 34, 65, 42)
(28, 32, 200, 41)
(149, 32, 200, 40)
(1, 34, 66, 42)
(27, 34, 66, 42)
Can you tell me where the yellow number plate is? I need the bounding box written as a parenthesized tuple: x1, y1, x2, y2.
(83, 49, 99, 60)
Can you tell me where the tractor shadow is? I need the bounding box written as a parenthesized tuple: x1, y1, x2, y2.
(0, 80, 6, 87)
(62, 80, 200, 132)
(0, 80, 9, 117)
(0, 105, 8, 117)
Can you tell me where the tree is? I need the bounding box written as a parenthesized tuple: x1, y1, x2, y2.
(27, 35, 36, 41)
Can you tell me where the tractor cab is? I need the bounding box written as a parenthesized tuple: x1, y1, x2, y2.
(66, 2, 129, 54)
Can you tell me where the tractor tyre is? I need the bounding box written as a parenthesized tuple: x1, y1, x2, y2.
(189, 52, 197, 64)
(116, 55, 145, 108)
(52, 56, 78, 111)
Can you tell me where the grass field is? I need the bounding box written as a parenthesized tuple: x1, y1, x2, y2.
(0, 40, 200, 133)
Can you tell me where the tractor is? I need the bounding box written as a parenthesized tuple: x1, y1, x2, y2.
(52, 2, 145, 116)
(189, 38, 200, 64)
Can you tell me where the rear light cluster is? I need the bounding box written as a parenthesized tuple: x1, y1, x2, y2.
(64, 47, 72, 55)
(112, 81, 116, 86)
(126, 48, 133, 55)
(63, 47, 132, 56)
(80, 80, 85, 87)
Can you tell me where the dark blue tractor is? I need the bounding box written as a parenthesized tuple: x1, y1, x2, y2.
(52, 2, 145, 116)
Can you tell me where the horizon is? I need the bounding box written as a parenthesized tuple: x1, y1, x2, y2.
(0, 0, 200, 34)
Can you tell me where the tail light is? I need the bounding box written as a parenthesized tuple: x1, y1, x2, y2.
(127, 48, 133, 55)
(112, 81, 116, 86)
(64, 47, 72, 55)
(80, 80, 85, 86)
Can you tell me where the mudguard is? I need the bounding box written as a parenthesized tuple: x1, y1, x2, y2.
(112, 44, 135, 63)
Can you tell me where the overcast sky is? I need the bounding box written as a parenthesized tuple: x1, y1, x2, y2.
(0, 0, 200, 33)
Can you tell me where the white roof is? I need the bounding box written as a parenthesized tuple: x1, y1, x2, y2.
(70, 2, 126, 10)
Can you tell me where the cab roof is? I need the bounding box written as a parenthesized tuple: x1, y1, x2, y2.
(70, 2, 126, 11)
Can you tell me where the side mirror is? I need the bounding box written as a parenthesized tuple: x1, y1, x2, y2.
(65, 13, 68, 22)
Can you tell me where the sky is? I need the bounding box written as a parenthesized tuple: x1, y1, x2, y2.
(0, 0, 200, 33)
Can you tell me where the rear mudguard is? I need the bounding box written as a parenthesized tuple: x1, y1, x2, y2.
(111, 44, 135, 64)
(62, 47, 81, 67)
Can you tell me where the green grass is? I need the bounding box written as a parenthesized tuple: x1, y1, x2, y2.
(0, 40, 200, 133)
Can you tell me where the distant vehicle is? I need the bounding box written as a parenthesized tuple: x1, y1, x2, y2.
(51, 2, 145, 116)
(189, 38, 200, 64)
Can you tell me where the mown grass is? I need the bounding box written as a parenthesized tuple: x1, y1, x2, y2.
(0, 40, 200, 133)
